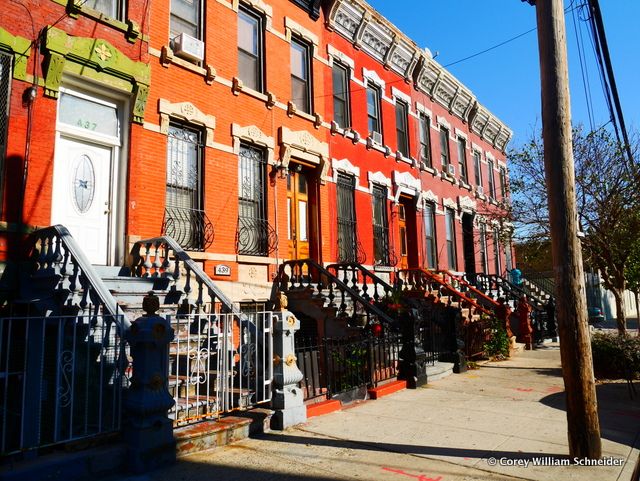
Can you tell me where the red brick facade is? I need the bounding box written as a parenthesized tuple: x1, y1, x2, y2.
(0, 0, 513, 303)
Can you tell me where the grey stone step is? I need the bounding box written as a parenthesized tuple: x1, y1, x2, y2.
(101, 275, 171, 293)
(92, 265, 131, 277)
(426, 361, 454, 382)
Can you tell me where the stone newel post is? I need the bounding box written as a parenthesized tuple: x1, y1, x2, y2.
(270, 296, 306, 430)
(123, 292, 176, 473)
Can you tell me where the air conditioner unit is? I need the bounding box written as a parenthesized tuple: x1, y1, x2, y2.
(446, 164, 456, 176)
(173, 32, 205, 62)
(371, 131, 383, 145)
(476, 185, 484, 196)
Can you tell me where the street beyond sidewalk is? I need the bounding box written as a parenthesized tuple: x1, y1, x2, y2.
(122, 345, 640, 481)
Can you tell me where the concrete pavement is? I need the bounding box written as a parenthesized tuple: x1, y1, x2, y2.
(117, 345, 640, 481)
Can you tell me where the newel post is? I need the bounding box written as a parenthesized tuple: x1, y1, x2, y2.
(270, 293, 307, 429)
(123, 292, 176, 473)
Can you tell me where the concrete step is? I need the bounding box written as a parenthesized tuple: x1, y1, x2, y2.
(426, 361, 454, 382)
(92, 265, 131, 277)
(101, 275, 171, 293)
(174, 416, 252, 457)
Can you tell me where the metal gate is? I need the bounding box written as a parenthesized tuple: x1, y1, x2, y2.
(168, 311, 273, 426)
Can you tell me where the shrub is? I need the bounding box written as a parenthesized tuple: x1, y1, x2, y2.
(483, 316, 511, 360)
(590, 332, 640, 380)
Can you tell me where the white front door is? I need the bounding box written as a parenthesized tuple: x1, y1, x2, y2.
(51, 136, 113, 264)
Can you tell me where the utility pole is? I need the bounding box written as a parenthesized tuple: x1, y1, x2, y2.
(527, 0, 602, 459)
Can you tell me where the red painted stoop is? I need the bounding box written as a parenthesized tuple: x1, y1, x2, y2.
(306, 399, 342, 418)
(367, 380, 407, 400)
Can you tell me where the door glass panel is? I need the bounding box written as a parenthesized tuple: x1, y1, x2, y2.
(298, 201, 308, 241)
(287, 198, 292, 240)
(59, 92, 118, 137)
(400, 226, 407, 256)
(72, 154, 96, 214)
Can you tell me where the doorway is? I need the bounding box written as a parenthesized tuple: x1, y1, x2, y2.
(462, 213, 476, 276)
(397, 196, 418, 270)
(287, 168, 311, 260)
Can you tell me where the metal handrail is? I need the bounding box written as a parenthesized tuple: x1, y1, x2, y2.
(276, 258, 397, 327)
(438, 270, 500, 310)
(326, 261, 394, 302)
(28, 225, 128, 327)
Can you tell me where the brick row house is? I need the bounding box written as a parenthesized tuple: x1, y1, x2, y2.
(0, 0, 517, 457)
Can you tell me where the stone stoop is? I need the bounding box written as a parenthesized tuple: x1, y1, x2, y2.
(174, 417, 253, 458)
(425, 362, 454, 382)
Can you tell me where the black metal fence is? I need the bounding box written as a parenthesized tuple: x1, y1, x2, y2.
(296, 331, 402, 401)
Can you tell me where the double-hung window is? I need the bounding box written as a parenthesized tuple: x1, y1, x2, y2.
(366, 85, 382, 140)
(291, 38, 312, 114)
(445, 208, 457, 270)
(493, 227, 502, 274)
(85, 0, 125, 19)
(0, 52, 11, 213)
(372, 185, 390, 266)
(424, 202, 438, 269)
(479, 223, 488, 273)
(457, 137, 468, 183)
(170, 0, 202, 42)
(238, 144, 269, 256)
(487, 160, 496, 199)
(473, 151, 483, 189)
(332, 62, 350, 128)
(395, 100, 409, 157)
(165, 124, 206, 250)
(499, 167, 507, 199)
(419, 114, 432, 168)
(440, 127, 450, 168)
(238, 6, 264, 92)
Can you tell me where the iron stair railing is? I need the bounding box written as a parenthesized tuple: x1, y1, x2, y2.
(275, 258, 397, 328)
(475, 273, 546, 311)
(326, 261, 394, 303)
(437, 270, 500, 312)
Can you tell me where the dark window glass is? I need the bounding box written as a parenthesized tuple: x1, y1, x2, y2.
(85, 0, 124, 19)
(419, 114, 431, 168)
(372, 185, 390, 266)
(457, 137, 468, 183)
(493, 227, 502, 274)
(332, 62, 350, 128)
(291, 38, 312, 113)
(366, 85, 381, 138)
(238, 144, 269, 256)
(238, 7, 263, 92)
(395, 101, 409, 157)
(440, 127, 450, 167)
(499, 167, 507, 199)
(473, 151, 482, 188)
(445, 208, 457, 270)
(336, 173, 357, 263)
(424, 202, 437, 269)
(479, 223, 488, 272)
(488, 160, 496, 198)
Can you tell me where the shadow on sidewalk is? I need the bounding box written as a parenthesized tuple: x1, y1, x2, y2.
(540, 382, 640, 447)
(480, 365, 564, 377)
(255, 432, 568, 462)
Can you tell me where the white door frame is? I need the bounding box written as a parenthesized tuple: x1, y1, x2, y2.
(53, 83, 129, 265)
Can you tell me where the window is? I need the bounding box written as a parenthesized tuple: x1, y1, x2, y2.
(493, 227, 502, 274)
(366, 85, 382, 139)
(336, 173, 357, 262)
(372, 185, 390, 266)
(419, 114, 432, 168)
(440, 127, 450, 167)
(238, 144, 269, 256)
(487, 160, 496, 198)
(473, 151, 483, 188)
(0, 52, 10, 213)
(457, 137, 468, 183)
(395, 100, 409, 157)
(291, 38, 312, 113)
(479, 223, 488, 273)
(85, 0, 125, 19)
(499, 167, 507, 199)
(445, 208, 457, 270)
(423, 202, 437, 269)
(170, 0, 202, 41)
(332, 62, 350, 128)
(165, 124, 207, 250)
(238, 7, 264, 92)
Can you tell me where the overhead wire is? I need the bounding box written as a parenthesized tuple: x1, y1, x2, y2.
(571, 1, 595, 131)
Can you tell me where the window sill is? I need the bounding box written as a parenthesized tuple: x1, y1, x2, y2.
(422, 165, 438, 176)
(459, 181, 472, 191)
(236, 255, 278, 265)
(475, 192, 487, 201)
(395, 152, 414, 165)
(441, 172, 457, 184)
(366, 138, 392, 157)
(373, 265, 394, 272)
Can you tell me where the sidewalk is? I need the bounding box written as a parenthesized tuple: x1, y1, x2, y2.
(120, 345, 639, 481)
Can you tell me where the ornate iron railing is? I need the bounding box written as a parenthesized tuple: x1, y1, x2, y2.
(276, 258, 396, 328)
(130, 236, 238, 315)
(326, 262, 394, 303)
(474, 273, 545, 310)
(162, 205, 214, 252)
(236, 217, 278, 256)
(519, 269, 555, 299)
(0, 313, 126, 456)
(168, 311, 273, 425)
(437, 270, 500, 311)
(28, 226, 126, 324)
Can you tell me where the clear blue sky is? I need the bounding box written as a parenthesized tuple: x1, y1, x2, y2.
(367, 0, 639, 149)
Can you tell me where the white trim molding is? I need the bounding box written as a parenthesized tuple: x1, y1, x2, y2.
(391, 86, 411, 105)
(158, 99, 216, 147)
(368, 171, 392, 195)
(327, 45, 355, 71)
(231, 123, 275, 165)
(332, 157, 361, 183)
(362, 67, 386, 90)
(458, 195, 477, 214)
(279, 127, 330, 183)
(232, 0, 273, 29)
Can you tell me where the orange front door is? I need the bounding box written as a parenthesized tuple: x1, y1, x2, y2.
(398, 204, 408, 270)
(287, 170, 310, 260)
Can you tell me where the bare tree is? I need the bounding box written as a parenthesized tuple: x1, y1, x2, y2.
(509, 126, 640, 335)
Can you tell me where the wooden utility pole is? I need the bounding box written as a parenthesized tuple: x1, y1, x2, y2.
(533, 0, 602, 459)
